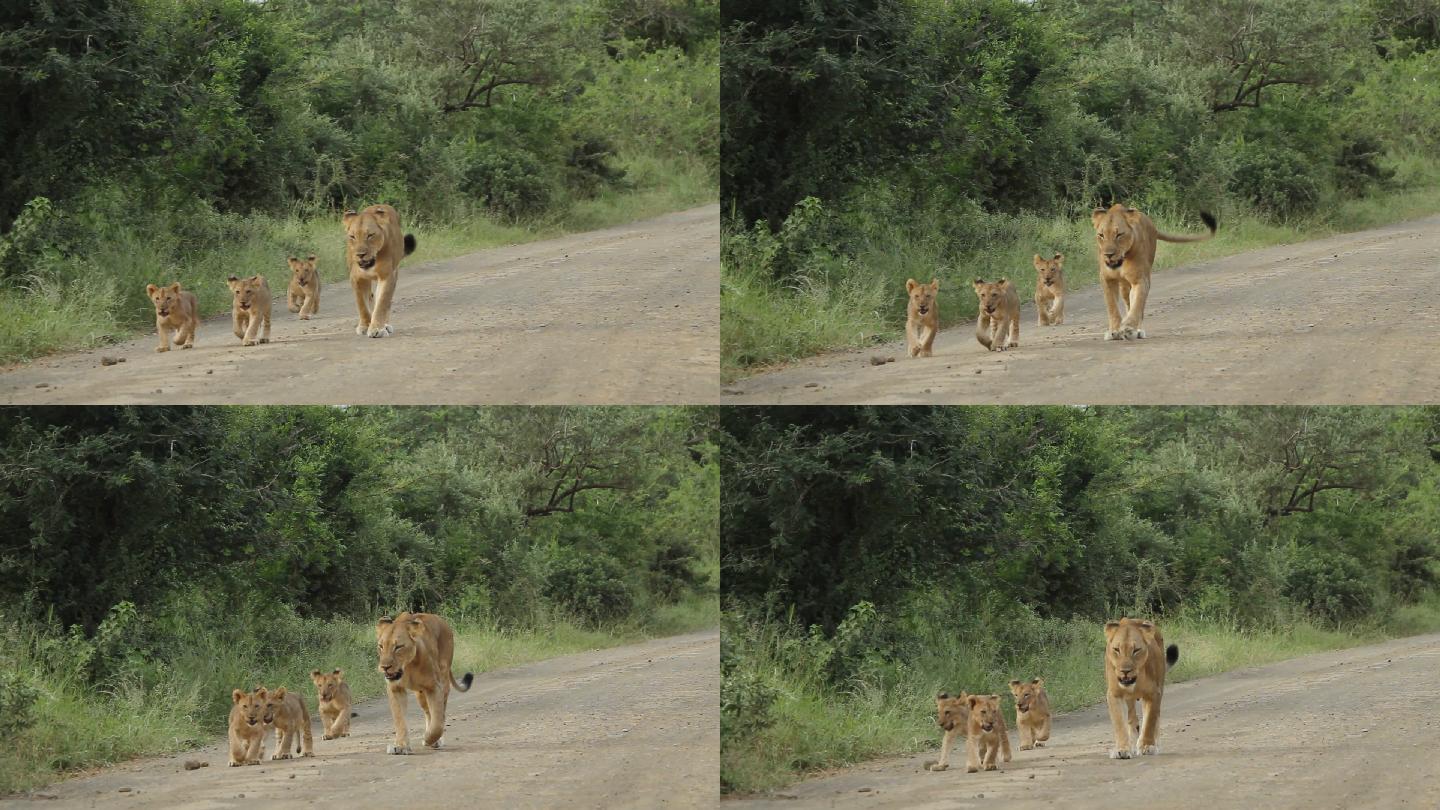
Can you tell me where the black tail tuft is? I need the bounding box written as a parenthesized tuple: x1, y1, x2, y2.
(350, 712, 358, 718)
(403, 234, 417, 256)
(1166, 644, 1180, 666)
(1199, 211, 1217, 233)
(456, 671, 474, 692)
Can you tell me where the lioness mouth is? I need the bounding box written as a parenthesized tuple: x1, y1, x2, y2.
(1118, 675, 1137, 686)
(358, 258, 376, 269)
(384, 670, 403, 681)
(1105, 259, 1123, 269)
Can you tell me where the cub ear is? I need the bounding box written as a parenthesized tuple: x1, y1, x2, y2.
(274, 687, 287, 699)
(1053, 252, 1064, 263)
(333, 668, 343, 678)
(929, 277, 939, 290)
(967, 695, 980, 707)
(307, 254, 317, 262)
(250, 275, 262, 283)
(169, 282, 181, 293)
(1008, 679, 1021, 688)
(232, 689, 244, 704)
(227, 275, 239, 283)
(1032, 677, 1044, 687)
(288, 256, 298, 263)
(906, 278, 918, 292)
(256, 687, 268, 699)
(310, 669, 322, 679)
(146, 284, 159, 295)
(937, 691, 948, 700)
(1033, 254, 1046, 269)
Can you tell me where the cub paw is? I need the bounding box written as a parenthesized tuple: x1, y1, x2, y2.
(386, 744, 411, 755)
(1020, 744, 1033, 751)
(924, 761, 947, 772)
(243, 340, 256, 347)
(323, 735, 334, 741)
(966, 766, 979, 773)
(273, 753, 291, 760)
(155, 346, 169, 353)
(259, 338, 269, 344)
(228, 761, 242, 767)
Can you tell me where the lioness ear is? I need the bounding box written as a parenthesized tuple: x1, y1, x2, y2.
(408, 617, 424, 630)
(1104, 619, 1121, 638)
(233, 689, 244, 704)
(1091, 207, 1108, 226)
(937, 691, 949, 700)
(343, 209, 358, 224)
(1139, 620, 1154, 630)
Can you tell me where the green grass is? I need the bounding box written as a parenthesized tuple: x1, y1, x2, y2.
(0, 154, 714, 366)
(720, 592, 1440, 794)
(721, 154, 1440, 381)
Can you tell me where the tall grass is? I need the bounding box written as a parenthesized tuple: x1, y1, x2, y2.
(721, 154, 1440, 380)
(720, 590, 1440, 794)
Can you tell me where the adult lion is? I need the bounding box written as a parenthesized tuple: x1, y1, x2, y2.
(344, 205, 416, 338)
(1091, 205, 1216, 341)
(376, 612, 473, 754)
(1103, 617, 1179, 759)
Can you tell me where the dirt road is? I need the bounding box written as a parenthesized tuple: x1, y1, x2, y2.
(0, 206, 719, 405)
(728, 214, 1440, 404)
(732, 632, 1440, 809)
(11, 631, 718, 810)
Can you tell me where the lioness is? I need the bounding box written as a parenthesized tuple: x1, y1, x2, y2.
(1032, 253, 1066, 326)
(226, 275, 273, 346)
(972, 278, 1019, 351)
(1104, 617, 1180, 759)
(1092, 205, 1216, 341)
(287, 255, 321, 319)
(344, 205, 416, 338)
(260, 686, 313, 760)
(376, 612, 473, 754)
(227, 687, 268, 766)
(1007, 677, 1052, 750)
(905, 278, 940, 358)
(310, 668, 353, 740)
(146, 282, 199, 353)
(924, 691, 970, 772)
(965, 694, 1010, 773)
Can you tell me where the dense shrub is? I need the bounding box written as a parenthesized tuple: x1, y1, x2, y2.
(544, 551, 636, 624)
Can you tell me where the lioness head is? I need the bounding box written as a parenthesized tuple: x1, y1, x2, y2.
(310, 668, 344, 701)
(1092, 205, 1140, 269)
(232, 687, 266, 728)
(972, 278, 1011, 315)
(1105, 617, 1156, 688)
(227, 275, 266, 312)
(260, 687, 290, 725)
(377, 615, 424, 682)
(967, 694, 1001, 733)
(344, 209, 389, 270)
(1032, 253, 1064, 287)
(934, 691, 970, 732)
(147, 282, 184, 318)
(1008, 678, 1044, 713)
(288, 255, 317, 287)
(906, 278, 939, 317)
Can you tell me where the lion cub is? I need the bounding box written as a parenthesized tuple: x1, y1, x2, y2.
(286, 255, 321, 319)
(146, 282, 199, 353)
(905, 278, 940, 358)
(966, 694, 1011, 772)
(310, 668, 353, 739)
(1008, 677, 1052, 750)
(261, 686, 314, 760)
(924, 691, 970, 772)
(227, 275, 273, 346)
(972, 279, 1019, 351)
(228, 687, 268, 766)
(1032, 253, 1065, 325)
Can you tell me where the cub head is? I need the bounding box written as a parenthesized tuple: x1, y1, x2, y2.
(972, 278, 1012, 315)
(344, 209, 389, 270)
(232, 687, 266, 728)
(310, 668, 344, 701)
(934, 691, 971, 732)
(261, 687, 289, 725)
(1105, 617, 1156, 689)
(227, 275, 266, 312)
(1092, 205, 1141, 269)
(146, 282, 184, 318)
(1008, 677, 1044, 713)
(967, 694, 1001, 733)
(905, 278, 939, 317)
(1033, 253, 1064, 287)
(288, 255, 318, 287)
(377, 615, 425, 682)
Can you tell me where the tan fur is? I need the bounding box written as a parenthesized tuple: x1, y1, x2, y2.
(1091, 205, 1215, 341)
(924, 691, 970, 772)
(972, 278, 1019, 351)
(376, 612, 473, 754)
(965, 694, 1011, 772)
(226, 275, 272, 346)
(343, 205, 415, 338)
(1007, 677, 1052, 750)
(227, 688, 268, 766)
(286, 255, 321, 319)
(257, 686, 313, 760)
(1032, 253, 1066, 326)
(1104, 617, 1176, 759)
(310, 668, 353, 740)
(146, 282, 199, 353)
(905, 278, 940, 358)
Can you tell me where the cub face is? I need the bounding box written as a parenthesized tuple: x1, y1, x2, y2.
(288, 255, 318, 288)
(906, 278, 939, 317)
(310, 668, 345, 702)
(1008, 678, 1044, 712)
(227, 275, 267, 313)
(261, 687, 289, 725)
(147, 282, 185, 319)
(232, 687, 266, 729)
(967, 694, 1001, 733)
(1032, 254, 1064, 287)
(972, 279, 1013, 315)
(376, 615, 424, 682)
(934, 691, 970, 732)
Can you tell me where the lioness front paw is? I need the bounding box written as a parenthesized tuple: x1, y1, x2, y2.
(367, 324, 392, 338)
(1140, 744, 1158, 756)
(1119, 326, 1139, 340)
(1135, 329, 1146, 339)
(228, 761, 243, 767)
(1020, 744, 1033, 751)
(1104, 330, 1119, 341)
(386, 744, 411, 755)
(243, 340, 256, 347)
(259, 337, 269, 344)
(273, 753, 291, 760)
(155, 346, 169, 353)
(966, 766, 979, 773)
(323, 734, 334, 740)
(356, 324, 368, 336)
(425, 737, 444, 749)
(984, 763, 998, 771)
(1110, 749, 1131, 760)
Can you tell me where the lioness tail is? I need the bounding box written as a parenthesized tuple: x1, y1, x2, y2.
(403, 234, 417, 256)
(1166, 644, 1180, 668)
(452, 671, 473, 692)
(1155, 212, 1217, 244)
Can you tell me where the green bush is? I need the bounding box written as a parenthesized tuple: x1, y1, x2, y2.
(0, 671, 39, 737)
(544, 551, 636, 624)
(1286, 548, 1376, 623)
(1229, 140, 1323, 217)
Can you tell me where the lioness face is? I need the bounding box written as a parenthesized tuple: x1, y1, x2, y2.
(935, 692, 970, 732)
(345, 213, 384, 269)
(261, 687, 288, 725)
(972, 279, 1010, 315)
(1092, 207, 1136, 269)
(1033, 253, 1064, 286)
(1106, 619, 1152, 688)
(310, 668, 344, 701)
(906, 278, 939, 317)
(227, 275, 265, 312)
(288, 255, 317, 287)
(377, 616, 422, 682)
(1008, 678, 1043, 712)
(968, 694, 1001, 733)
(233, 688, 266, 728)
(147, 283, 184, 318)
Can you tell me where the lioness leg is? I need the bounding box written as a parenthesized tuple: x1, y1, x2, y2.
(352, 275, 374, 336)
(366, 270, 398, 338)
(1119, 275, 1150, 340)
(975, 313, 993, 350)
(1106, 693, 1134, 759)
(1101, 276, 1125, 339)
(422, 687, 447, 748)
(1138, 694, 1161, 755)
(385, 683, 411, 754)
